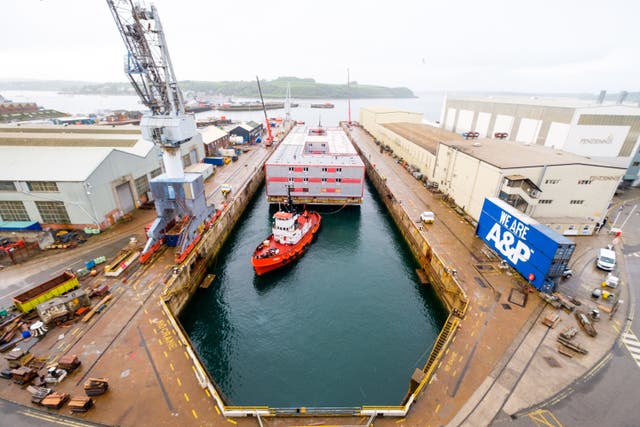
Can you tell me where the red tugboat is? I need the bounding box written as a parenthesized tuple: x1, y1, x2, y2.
(252, 203, 321, 276)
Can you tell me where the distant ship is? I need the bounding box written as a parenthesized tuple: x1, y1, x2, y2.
(310, 102, 334, 109)
(252, 205, 321, 276)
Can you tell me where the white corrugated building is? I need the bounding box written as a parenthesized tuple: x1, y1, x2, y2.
(359, 109, 626, 235)
(441, 96, 640, 186)
(0, 125, 205, 229)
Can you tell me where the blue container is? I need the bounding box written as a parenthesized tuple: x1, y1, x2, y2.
(85, 260, 96, 269)
(203, 157, 225, 166)
(165, 233, 180, 247)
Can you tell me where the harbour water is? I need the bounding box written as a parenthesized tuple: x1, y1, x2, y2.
(179, 180, 447, 407)
(1, 90, 445, 126)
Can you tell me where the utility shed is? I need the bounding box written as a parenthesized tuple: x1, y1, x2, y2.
(0, 124, 205, 229)
(226, 121, 262, 144)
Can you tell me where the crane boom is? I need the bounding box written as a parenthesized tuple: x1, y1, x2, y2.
(107, 0, 184, 116)
(106, 0, 215, 263)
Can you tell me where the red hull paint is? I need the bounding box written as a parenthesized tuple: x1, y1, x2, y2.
(252, 211, 321, 276)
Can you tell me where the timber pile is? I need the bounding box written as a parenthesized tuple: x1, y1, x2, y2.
(575, 310, 597, 337)
(41, 392, 70, 409)
(69, 396, 94, 412)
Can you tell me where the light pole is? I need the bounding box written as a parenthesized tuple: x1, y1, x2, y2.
(84, 182, 100, 229)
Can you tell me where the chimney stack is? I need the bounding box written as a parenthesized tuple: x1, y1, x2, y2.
(616, 91, 628, 105)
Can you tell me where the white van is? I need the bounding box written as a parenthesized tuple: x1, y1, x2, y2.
(596, 247, 616, 271)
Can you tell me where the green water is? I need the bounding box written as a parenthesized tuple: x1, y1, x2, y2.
(180, 180, 447, 407)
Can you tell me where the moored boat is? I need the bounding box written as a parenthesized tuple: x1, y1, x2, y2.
(252, 208, 321, 276)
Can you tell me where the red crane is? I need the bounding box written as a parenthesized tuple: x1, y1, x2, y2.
(256, 76, 273, 147)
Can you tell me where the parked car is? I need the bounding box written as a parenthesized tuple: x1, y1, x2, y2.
(420, 211, 435, 224)
(596, 246, 616, 271)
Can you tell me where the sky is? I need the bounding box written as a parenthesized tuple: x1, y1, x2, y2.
(1, 0, 638, 93)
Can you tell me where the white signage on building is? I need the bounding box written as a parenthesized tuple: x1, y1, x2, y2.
(579, 134, 614, 145)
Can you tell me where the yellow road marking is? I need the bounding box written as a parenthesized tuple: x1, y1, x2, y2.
(184, 392, 190, 402)
(395, 418, 406, 424)
(163, 351, 168, 358)
(148, 318, 153, 325)
(452, 369, 457, 377)
(170, 363, 175, 372)
(613, 324, 620, 333)
(226, 419, 237, 425)
(471, 330, 476, 337)
(192, 409, 198, 419)
(71, 327, 80, 336)
(144, 308, 148, 314)
(429, 376, 435, 384)
(215, 405, 221, 415)
(205, 388, 211, 397)
(153, 328, 158, 335)
(158, 338, 163, 345)
(528, 409, 563, 427)
(435, 403, 441, 414)
(177, 377, 182, 387)
(452, 336, 456, 343)
(184, 351, 189, 359)
(458, 355, 463, 363)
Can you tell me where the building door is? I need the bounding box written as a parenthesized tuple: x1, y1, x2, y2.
(116, 182, 135, 213)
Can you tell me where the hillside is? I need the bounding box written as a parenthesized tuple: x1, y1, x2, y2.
(0, 77, 415, 99)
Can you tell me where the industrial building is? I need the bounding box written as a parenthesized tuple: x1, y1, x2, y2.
(226, 121, 263, 144)
(441, 96, 640, 186)
(360, 109, 626, 235)
(200, 126, 229, 157)
(0, 124, 208, 229)
(265, 125, 365, 205)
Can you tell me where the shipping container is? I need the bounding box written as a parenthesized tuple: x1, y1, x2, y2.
(476, 198, 575, 292)
(203, 157, 225, 166)
(13, 272, 80, 313)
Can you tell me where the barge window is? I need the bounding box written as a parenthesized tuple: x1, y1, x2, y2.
(538, 200, 553, 204)
(569, 200, 584, 205)
(577, 180, 592, 185)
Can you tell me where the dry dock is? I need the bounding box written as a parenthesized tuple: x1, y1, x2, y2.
(0, 122, 627, 427)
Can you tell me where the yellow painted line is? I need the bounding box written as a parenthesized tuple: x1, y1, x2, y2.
(177, 377, 182, 386)
(163, 350, 168, 358)
(192, 409, 198, 420)
(395, 418, 406, 424)
(158, 338, 163, 345)
(445, 348, 450, 355)
(471, 330, 476, 337)
(429, 376, 435, 384)
(613, 324, 620, 333)
(184, 351, 189, 359)
(153, 328, 158, 335)
(215, 405, 221, 415)
(205, 388, 211, 397)
(458, 355, 463, 363)
(148, 318, 153, 325)
(144, 308, 148, 314)
(71, 327, 80, 336)
(184, 392, 190, 402)
(452, 369, 457, 377)
(226, 419, 237, 425)
(434, 403, 441, 414)
(170, 363, 175, 372)
(452, 336, 456, 343)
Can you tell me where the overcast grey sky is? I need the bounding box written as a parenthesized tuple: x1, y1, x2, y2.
(1, 0, 637, 93)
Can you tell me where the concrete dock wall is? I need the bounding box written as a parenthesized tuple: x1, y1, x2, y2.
(343, 125, 468, 316)
(162, 167, 265, 315)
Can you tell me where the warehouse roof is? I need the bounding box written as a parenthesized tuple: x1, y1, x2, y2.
(0, 125, 155, 181)
(199, 126, 227, 143)
(439, 137, 626, 169)
(381, 122, 462, 155)
(383, 122, 626, 170)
